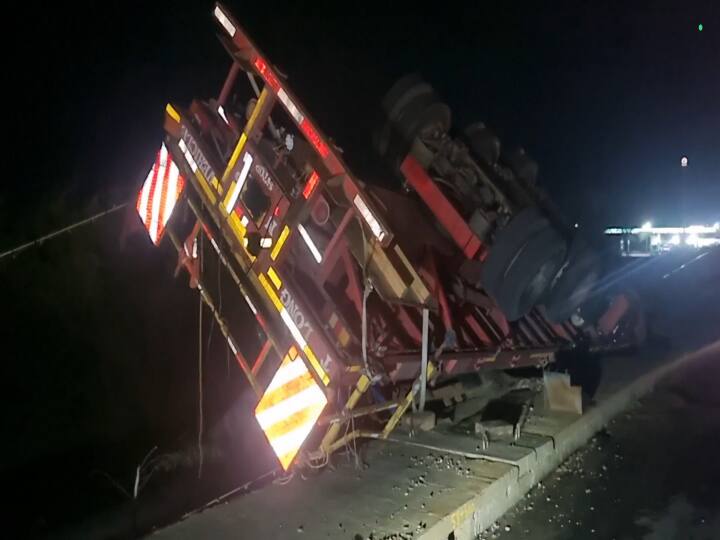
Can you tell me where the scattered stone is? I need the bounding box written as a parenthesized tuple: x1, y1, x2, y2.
(504, 525, 511, 532)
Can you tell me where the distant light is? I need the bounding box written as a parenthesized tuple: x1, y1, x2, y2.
(642, 221, 652, 230)
(686, 233, 700, 247)
(698, 23, 703, 32)
(574, 223, 579, 229)
(681, 156, 688, 168)
(650, 235, 661, 246)
(670, 234, 681, 245)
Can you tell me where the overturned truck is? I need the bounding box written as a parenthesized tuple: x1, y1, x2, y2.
(134, 3, 642, 474)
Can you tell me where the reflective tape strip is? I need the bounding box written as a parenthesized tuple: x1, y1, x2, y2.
(281, 309, 307, 349)
(223, 133, 248, 182)
(353, 194, 386, 242)
(163, 165, 181, 230)
(258, 274, 329, 385)
(262, 401, 326, 444)
(149, 146, 168, 242)
(277, 89, 304, 124)
(264, 355, 309, 393)
(298, 224, 322, 263)
(270, 225, 290, 260)
(224, 152, 253, 213)
(213, 5, 236, 36)
(136, 159, 155, 225)
(254, 353, 328, 471)
(259, 274, 283, 311)
(267, 266, 282, 289)
(136, 144, 186, 245)
(165, 103, 181, 123)
(303, 345, 330, 385)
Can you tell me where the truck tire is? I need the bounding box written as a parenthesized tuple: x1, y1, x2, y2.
(481, 207, 550, 294)
(501, 147, 539, 185)
(493, 227, 567, 320)
(543, 241, 599, 323)
(463, 123, 501, 166)
(376, 76, 434, 157)
(376, 77, 451, 167)
(392, 90, 451, 140)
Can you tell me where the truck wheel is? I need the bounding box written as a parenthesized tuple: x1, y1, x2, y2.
(463, 123, 501, 166)
(543, 242, 599, 323)
(493, 227, 567, 320)
(481, 207, 550, 294)
(392, 90, 451, 140)
(376, 75, 434, 157)
(376, 77, 451, 167)
(501, 147, 539, 185)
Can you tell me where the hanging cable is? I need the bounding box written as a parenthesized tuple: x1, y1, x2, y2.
(0, 203, 128, 262)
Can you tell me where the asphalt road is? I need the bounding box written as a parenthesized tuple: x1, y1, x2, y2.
(482, 249, 720, 540)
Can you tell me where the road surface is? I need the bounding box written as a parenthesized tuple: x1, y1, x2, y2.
(483, 248, 720, 540)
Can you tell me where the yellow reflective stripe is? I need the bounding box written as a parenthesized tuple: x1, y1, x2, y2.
(256, 371, 316, 413)
(210, 176, 223, 195)
(259, 274, 284, 311)
(246, 88, 270, 135)
(227, 211, 246, 242)
(267, 266, 282, 289)
(222, 132, 248, 183)
(195, 170, 217, 205)
(271, 225, 290, 260)
(222, 180, 238, 213)
(303, 345, 330, 385)
(165, 103, 180, 123)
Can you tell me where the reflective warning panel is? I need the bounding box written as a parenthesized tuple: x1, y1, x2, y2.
(254, 347, 328, 470)
(136, 143, 186, 245)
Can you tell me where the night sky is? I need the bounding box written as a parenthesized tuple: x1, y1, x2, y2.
(2, 0, 718, 535)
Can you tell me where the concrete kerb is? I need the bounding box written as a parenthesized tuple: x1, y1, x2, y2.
(417, 341, 720, 540)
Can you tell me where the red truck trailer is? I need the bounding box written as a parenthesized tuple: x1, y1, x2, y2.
(134, 3, 642, 474)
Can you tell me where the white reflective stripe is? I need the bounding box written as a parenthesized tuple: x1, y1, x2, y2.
(277, 89, 304, 124)
(255, 384, 326, 430)
(260, 237, 273, 248)
(138, 166, 154, 224)
(149, 146, 168, 242)
(266, 403, 325, 458)
(243, 294, 258, 315)
(265, 358, 309, 393)
(192, 238, 198, 259)
(217, 105, 229, 124)
(353, 194, 385, 241)
(241, 215, 249, 227)
(224, 152, 254, 213)
(179, 139, 198, 173)
(227, 338, 238, 355)
(162, 163, 180, 229)
(281, 308, 307, 349)
(210, 238, 220, 253)
(298, 224, 322, 263)
(213, 6, 236, 36)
